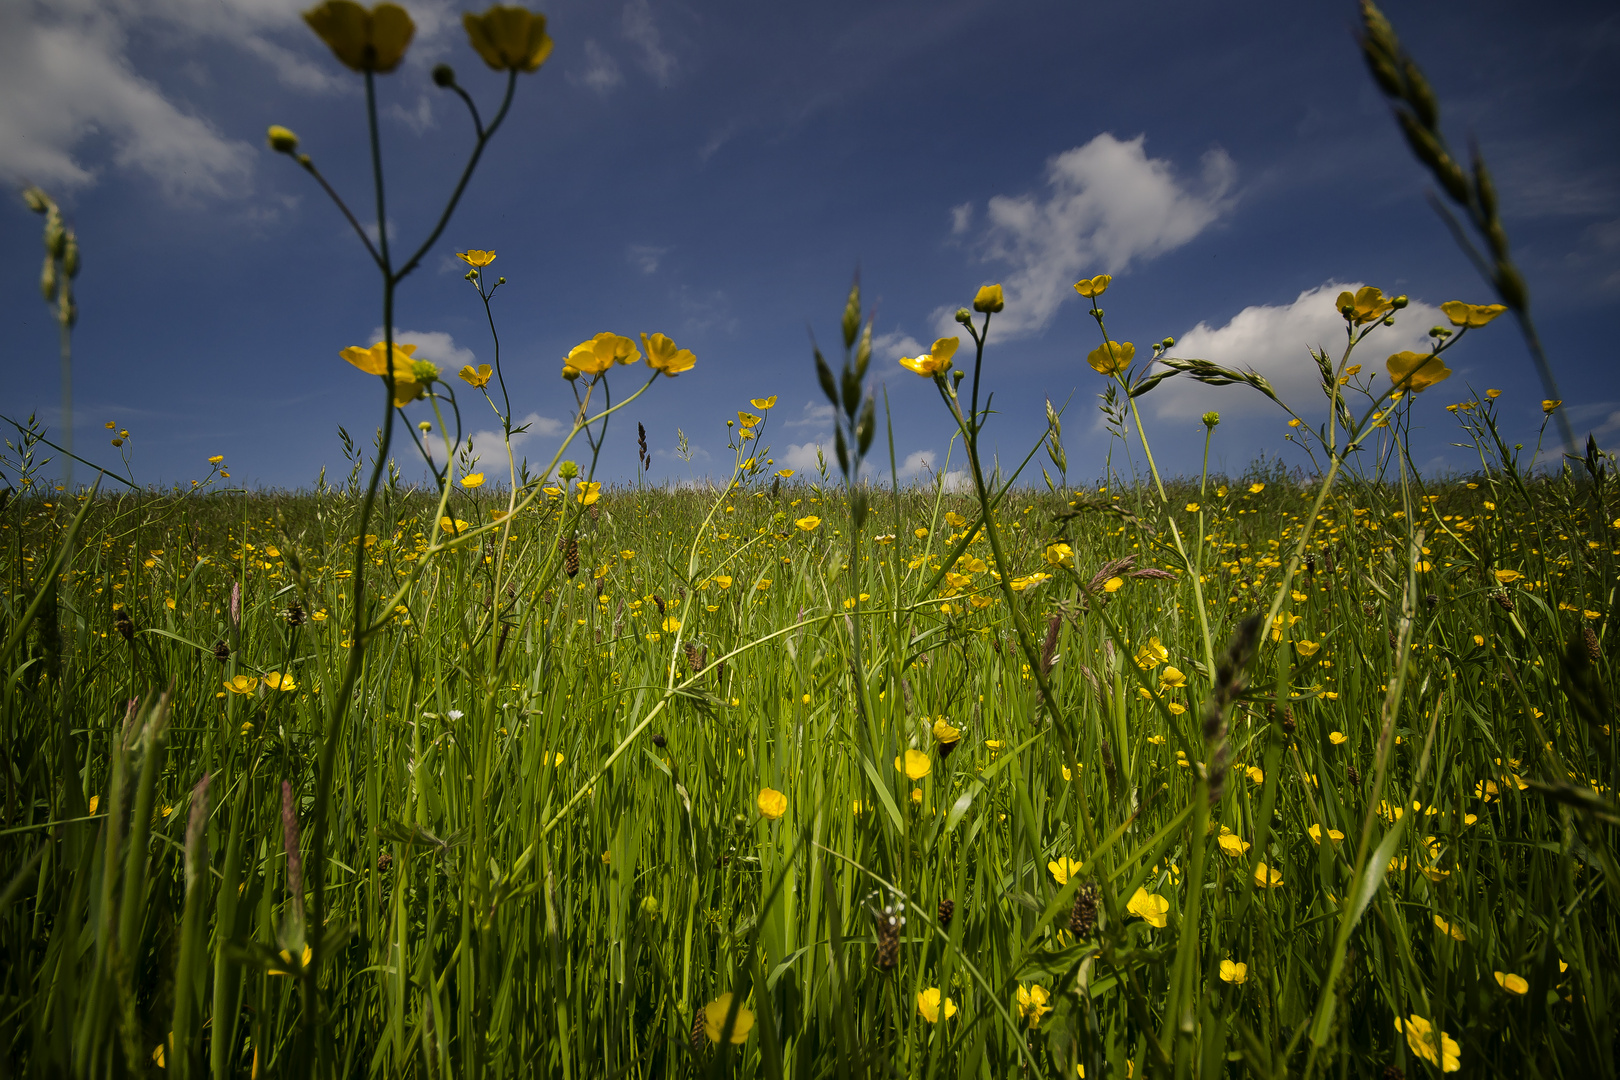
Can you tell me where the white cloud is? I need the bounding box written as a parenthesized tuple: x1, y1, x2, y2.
(621, 0, 675, 85)
(944, 133, 1236, 340)
(576, 39, 623, 94)
(1146, 283, 1444, 421)
(368, 327, 475, 370)
(899, 449, 935, 478)
(0, 4, 253, 197)
(950, 202, 973, 235)
(784, 400, 835, 430)
(872, 330, 925, 362)
(782, 441, 831, 475)
(466, 411, 564, 470)
(627, 243, 668, 273)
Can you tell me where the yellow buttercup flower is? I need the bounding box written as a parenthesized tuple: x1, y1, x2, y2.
(1126, 887, 1169, 928)
(1542, 399, 1561, 414)
(1385, 351, 1451, 392)
(462, 6, 554, 73)
(1329, 731, 1348, 745)
(1493, 971, 1528, 995)
(566, 332, 641, 376)
(1074, 274, 1111, 298)
(973, 283, 1005, 313)
(457, 250, 496, 267)
(1047, 857, 1082, 885)
(1294, 639, 1321, 657)
(703, 993, 755, 1043)
(1396, 1015, 1460, 1072)
(932, 717, 961, 745)
(267, 125, 299, 153)
(795, 516, 821, 531)
(1334, 285, 1395, 325)
(750, 396, 777, 410)
(342, 341, 431, 406)
(1103, 576, 1123, 593)
(1248, 482, 1264, 494)
(757, 787, 787, 820)
(1217, 831, 1250, 857)
(916, 988, 957, 1023)
(898, 336, 960, 377)
(1308, 824, 1344, 845)
(896, 749, 931, 780)
(460, 472, 485, 489)
(1218, 960, 1247, 985)
(1086, 341, 1134, 376)
(1252, 863, 1284, 889)
(1493, 569, 1522, 584)
(263, 671, 297, 692)
(1133, 637, 1168, 670)
(1044, 542, 1074, 568)
(575, 481, 601, 505)
(737, 411, 761, 428)
(303, 1, 415, 73)
(1440, 300, 1507, 328)
(224, 675, 259, 695)
(1158, 666, 1186, 690)
(641, 332, 697, 376)
(1015, 983, 1051, 1026)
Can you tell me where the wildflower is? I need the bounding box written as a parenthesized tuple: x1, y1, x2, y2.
(916, 988, 957, 1023)
(458, 364, 493, 387)
(575, 481, 601, 505)
(342, 341, 431, 405)
(1048, 857, 1083, 885)
(1103, 576, 1123, 593)
(1542, 399, 1561, 414)
(1253, 863, 1283, 889)
(750, 396, 777, 410)
(703, 993, 756, 1043)
(896, 749, 931, 780)
(303, 1, 416, 73)
(1334, 286, 1396, 325)
(973, 283, 1005, 313)
(795, 516, 821, 531)
(1246, 766, 1264, 783)
(898, 337, 960, 377)
(1307, 824, 1343, 845)
(1433, 915, 1466, 941)
(1010, 572, 1051, 592)
(757, 788, 787, 820)
(224, 675, 258, 695)
(662, 616, 681, 633)
(776, 468, 795, 478)
(1126, 887, 1169, 928)
(263, 672, 297, 692)
(932, 717, 962, 745)
(737, 411, 761, 428)
(1074, 274, 1111, 298)
(460, 472, 485, 489)
(713, 575, 733, 590)
(1158, 666, 1187, 690)
(1440, 300, 1507, 328)
(1248, 482, 1265, 494)
(1493, 569, 1522, 584)
(1086, 341, 1134, 376)
(208, 455, 224, 464)
(1015, 983, 1051, 1026)
(1493, 971, 1528, 995)
(567, 332, 641, 375)
(1219, 960, 1247, 985)
(462, 5, 554, 73)
(1043, 542, 1074, 568)
(1396, 1015, 1460, 1072)
(1386, 351, 1452, 392)
(1217, 831, 1250, 857)
(1329, 731, 1348, 745)
(1133, 637, 1168, 670)
(457, 250, 497, 267)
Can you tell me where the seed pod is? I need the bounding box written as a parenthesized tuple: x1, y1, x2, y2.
(651, 733, 667, 748)
(1583, 626, 1600, 665)
(685, 642, 706, 673)
(653, 594, 666, 616)
(1068, 882, 1098, 938)
(937, 898, 955, 929)
(874, 905, 903, 970)
(1347, 764, 1361, 789)
(564, 538, 580, 578)
(1281, 708, 1296, 737)
(1492, 590, 1515, 613)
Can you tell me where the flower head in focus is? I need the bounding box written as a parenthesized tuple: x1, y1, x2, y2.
(1015, 983, 1051, 1027)
(641, 332, 697, 376)
(1126, 887, 1169, 928)
(1441, 300, 1507, 328)
(1219, 960, 1247, 985)
(932, 716, 961, 745)
(1158, 666, 1187, 690)
(795, 516, 821, 532)
(1386, 351, 1451, 393)
(303, 1, 415, 73)
(460, 472, 485, 489)
(916, 988, 957, 1023)
(1335, 286, 1396, 325)
(750, 396, 777, 410)
(1044, 542, 1074, 568)
(757, 787, 787, 820)
(896, 749, 931, 780)
(457, 250, 497, 267)
(1133, 637, 1168, 670)
(459, 364, 493, 388)
(899, 337, 960, 377)
(1086, 341, 1134, 376)
(567, 333, 641, 376)
(1543, 399, 1562, 414)
(1396, 1015, 1460, 1072)
(462, 6, 554, 72)
(1074, 274, 1111, 298)
(973, 283, 1004, 313)
(575, 481, 601, 506)
(1047, 857, 1082, 885)
(342, 341, 431, 405)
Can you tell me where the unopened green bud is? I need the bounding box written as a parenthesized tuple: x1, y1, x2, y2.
(558, 460, 579, 479)
(954, 308, 973, 326)
(1391, 294, 1409, 309)
(1202, 411, 1221, 429)
(497, 276, 506, 285)
(431, 63, 456, 88)
(411, 359, 440, 383)
(267, 125, 299, 153)
(1161, 337, 1175, 349)
(640, 895, 659, 916)
(952, 369, 966, 387)
(296, 153, 312, 168)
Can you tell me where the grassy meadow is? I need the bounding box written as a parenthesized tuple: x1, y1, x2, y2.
(4, 2, 1617, 1076)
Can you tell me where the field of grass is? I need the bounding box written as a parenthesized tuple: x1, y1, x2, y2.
(3, 389, 1617, 1077)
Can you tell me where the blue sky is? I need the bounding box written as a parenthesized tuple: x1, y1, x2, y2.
(3, 0, 1617, 492)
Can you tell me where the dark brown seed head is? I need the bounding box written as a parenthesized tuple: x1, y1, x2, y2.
(113, 608, 134, 642)
(1347, 763, 1361, 789)
(685, 642, 706, 673)
(875, 905, 903, 970)
(937, 898, 955, 928)
(1583, 625, 1600, 665)
(378, 850, 393, 872)
(564, 538, 580, 579)
(1382, 1066, 1405, 1080)
(1363, 602, 1378, 617)
(1281, 707, 1296, 737)
(651, 732, 667, 748)
(653, 594, 666, 616)
(1492, 590, 1515, 612)
(1068, 882, 1098, 938)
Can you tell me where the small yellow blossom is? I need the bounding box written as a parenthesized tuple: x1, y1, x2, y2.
(1219, 960, 1247, 985)
(462, 6, 554, 73)
(1126, 887, 1169, 928)
(1015, 983, 1050, 1026)
(1493, 971, 1528, 995)
(916, 988, 957, 1023)
(456, 250, 497, 267)
(703, 993, 756, 1043)
(458, 363, 493, 387)
(1048, 857, 1083, 885)
(1253, 863, 1284, 888)
(899, 337, 960, 377)
(896, 749, 931, 780)
(460, 472, 486, 489)
(757, 788, 787, 820)
(304, 0, 416, 73)
(1086, 341, 1134, 376)
(1074, 274, 1111, 298)
(1386, 350, 1451, 392)
(1396, 1014, 1460, 1072)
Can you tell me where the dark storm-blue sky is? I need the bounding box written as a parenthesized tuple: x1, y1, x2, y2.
(2, 0, 1616, 491)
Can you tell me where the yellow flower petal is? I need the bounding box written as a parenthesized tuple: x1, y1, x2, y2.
(303, 1, 416, 73)
(462, 5, 554, 73)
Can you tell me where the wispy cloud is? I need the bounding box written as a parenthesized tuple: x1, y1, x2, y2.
(942, 133, 1236, 340)
(575, 39, 624, 94)
(627, 244, 669, 273)
(784, 401, 835, 430)
(621, 0, 675, 86)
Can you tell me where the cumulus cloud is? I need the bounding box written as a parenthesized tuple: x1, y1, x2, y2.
(781, 441, 831, 475)
(621, 0, 675, 85)
(467, 411, 565, 471)
(1145, 283, 1444, 421)
(872, 330, 925, 362)
(368, 327, 476, 370)
(943, 133, 1236, 340)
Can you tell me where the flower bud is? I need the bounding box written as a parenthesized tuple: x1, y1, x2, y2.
(558, 460, 579, 480)
(497, 276, 506, 284)
(432, 63, 456, 87)
(1161, 337, 1174, 349)
(296, 153, 312, 168)
(561, 364, 580, 381)
(267, 125, 300, 153)
(1202, 411, 1221, 429)
(1391, 294, 1408, 309)
(954, 308, 973, 326)
(952, 369, 966, 387)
